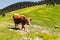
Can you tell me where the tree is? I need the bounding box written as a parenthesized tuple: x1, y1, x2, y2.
(45, 0, 55, 6)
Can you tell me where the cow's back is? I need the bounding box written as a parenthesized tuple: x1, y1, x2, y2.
(13, 14, 26, 24)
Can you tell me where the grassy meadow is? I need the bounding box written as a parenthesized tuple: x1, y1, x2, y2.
(0, 4, 60, 40)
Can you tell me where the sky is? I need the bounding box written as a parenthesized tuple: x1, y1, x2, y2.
(0, 0, 41, 9)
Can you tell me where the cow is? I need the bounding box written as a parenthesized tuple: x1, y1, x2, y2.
(13, 14, 32, 30)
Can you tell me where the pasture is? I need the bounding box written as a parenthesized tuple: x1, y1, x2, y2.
(0, 4, 60, 40)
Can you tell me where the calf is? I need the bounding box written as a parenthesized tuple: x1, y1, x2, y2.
(13, 14, 32, 30)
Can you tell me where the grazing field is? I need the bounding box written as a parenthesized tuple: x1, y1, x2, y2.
(0, 4, 60, 40)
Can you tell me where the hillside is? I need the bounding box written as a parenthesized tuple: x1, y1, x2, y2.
(0, 4, 60, 40)
(0, 1, 44, 15)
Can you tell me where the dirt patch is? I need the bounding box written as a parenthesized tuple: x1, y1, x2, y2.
(0, 22, 59, 35)
(8, 22, 52, 34)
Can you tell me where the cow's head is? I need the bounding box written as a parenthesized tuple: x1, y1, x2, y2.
(26, 18, 32, 25)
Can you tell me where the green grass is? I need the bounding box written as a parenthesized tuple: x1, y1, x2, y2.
(0, 4, 60, 40)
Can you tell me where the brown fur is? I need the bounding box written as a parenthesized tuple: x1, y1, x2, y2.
(13, 14, 32, 30)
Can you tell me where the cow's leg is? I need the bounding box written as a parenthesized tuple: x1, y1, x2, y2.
(15, 24, 18, 28)
(22, 25, 25, 31)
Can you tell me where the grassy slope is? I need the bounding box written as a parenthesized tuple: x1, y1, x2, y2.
(0, 4, 60, 40)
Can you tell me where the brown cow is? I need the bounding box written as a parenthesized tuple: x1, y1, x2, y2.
(13, 14, 32, 30)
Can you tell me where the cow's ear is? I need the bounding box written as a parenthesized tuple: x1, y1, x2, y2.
(28, 18, 32, 21)
(30, 18, 32, 21)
